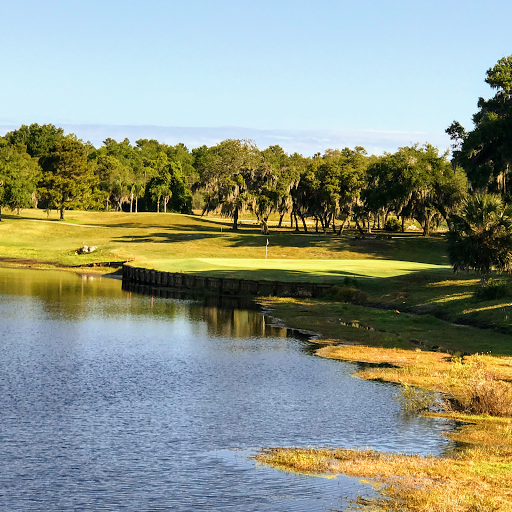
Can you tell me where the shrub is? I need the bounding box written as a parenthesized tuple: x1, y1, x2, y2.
(343, 276, 359, 288)
(474, 279, 509, 301)
(445, 356, 512, 417)
(385, 217, 401, 232)
(329, 285, 368, 305)
(452, 373, 512, 417)
(395, 383, 436, 414)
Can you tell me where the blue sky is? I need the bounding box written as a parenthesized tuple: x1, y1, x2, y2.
(1, 0, 511, 155)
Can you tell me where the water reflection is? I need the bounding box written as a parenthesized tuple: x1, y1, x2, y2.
(0, 267, 455, 511)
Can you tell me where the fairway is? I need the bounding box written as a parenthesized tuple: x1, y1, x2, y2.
(140, 258, 449, 282)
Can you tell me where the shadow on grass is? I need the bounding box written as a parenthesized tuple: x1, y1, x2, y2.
(3, 214, 64, 222)
(212, 232, 448, 265)
(113, 232, 223, 243)
(178, 267, 450, 285)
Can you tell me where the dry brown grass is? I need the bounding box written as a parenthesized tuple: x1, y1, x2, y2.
(428, 413, 512, 447)
(252, 446, 512, 511)
(253, 345, 512, 510)
(317, 344, 450, 367)
(317, 345, 512, 416)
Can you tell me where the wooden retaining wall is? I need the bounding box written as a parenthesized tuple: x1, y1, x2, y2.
(122, 264, 332, 298)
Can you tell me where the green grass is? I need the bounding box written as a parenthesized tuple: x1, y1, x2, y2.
(260, 297, 512, 355)
(139, 257, 447, 283)
(3, 208, 512, 354)
(0, 208, 448, 270)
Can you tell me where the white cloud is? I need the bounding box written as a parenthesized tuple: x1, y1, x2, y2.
(0, 123, 451, 157)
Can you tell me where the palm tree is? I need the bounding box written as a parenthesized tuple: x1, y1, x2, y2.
(130, 181, 145, 213)
(448, 194, 512, 286)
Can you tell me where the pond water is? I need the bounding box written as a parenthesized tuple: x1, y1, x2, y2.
(0, 268, 454, 511)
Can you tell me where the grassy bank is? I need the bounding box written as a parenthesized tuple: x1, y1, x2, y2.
(260, 296, 512, 355)
(252, 441, 512, 511)
(253, 346, 512, 511)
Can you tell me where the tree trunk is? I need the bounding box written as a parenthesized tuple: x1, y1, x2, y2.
(315, 218, 319, 233)
(332, 215, 337, 233)
(294, 213, 300, 232)
(299, 213, 308, 233)
(130, 193, 133, 213)
(261, 218, 269, 235)
(278, 213, 285, 228)
(338, 212, 352, 235)
(290, 212, 294, 229)
(0, 206, 2, 221)
(355, 217, 364, 235)
(422, 211, 430, 237)
(233, 208, 239, 230)
(401, 216, 405, 233)
(326, 213, 332, 230)
(135, 197, 138, 213)
(60, 208, 65, 220)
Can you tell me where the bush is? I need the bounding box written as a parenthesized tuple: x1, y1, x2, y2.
(474, 279, 509, 301)
(329, 285, 368, 305)
(462, 377, 512, 416)
(385, 217, 401, 232)
(445, 356, 512, 417)
(395, 384, 436, 414)
(452, 373, 512, 417)
(343, 276, 359, 288)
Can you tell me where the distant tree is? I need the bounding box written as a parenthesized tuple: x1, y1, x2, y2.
(4, 123, 65, 158)
(364, 145, 465, 236)
(147, 161, 191, 214)
(129, 181, 145, 213)
(165, 142, 197, 187)
(39, 137, 99, 219)
(198, 139, 260, 230)
(0, 142, 41, 219)
(93, 154, 130, 211)
(332, 147, 368, 234)
(256, 145, 302, 232)
(448, 194, 512, 286)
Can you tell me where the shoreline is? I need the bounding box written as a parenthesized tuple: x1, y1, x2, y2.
(3, 263, 512, 509)
(253, 300, 512, 511)
(0, 257, 122, 275)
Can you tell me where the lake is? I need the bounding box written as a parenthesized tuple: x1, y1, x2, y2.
(0, 268, 454, 511)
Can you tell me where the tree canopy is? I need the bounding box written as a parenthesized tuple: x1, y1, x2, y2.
(447, 55, 512, 194)
(39, 137, 99, 219)
(0, 122, 470, 237)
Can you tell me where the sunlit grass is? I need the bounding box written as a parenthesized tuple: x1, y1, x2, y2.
(252, 445, 512, 511)
(261, 297, 512, 355)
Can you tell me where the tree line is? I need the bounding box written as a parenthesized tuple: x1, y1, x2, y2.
(1, 56, 511, 241)
(0, 127, 467, 235)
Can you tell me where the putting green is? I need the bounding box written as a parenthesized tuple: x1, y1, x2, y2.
(144, 258, 450, 281)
